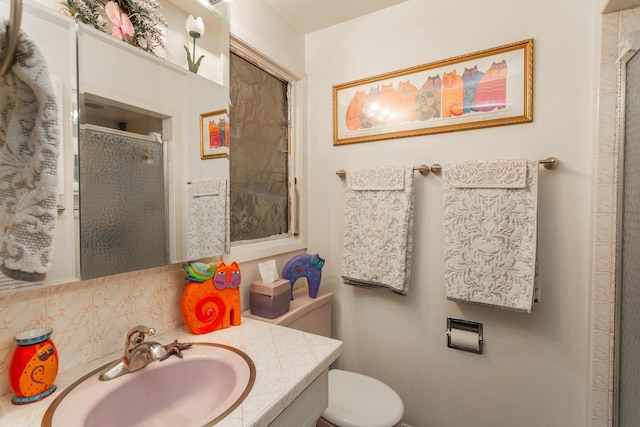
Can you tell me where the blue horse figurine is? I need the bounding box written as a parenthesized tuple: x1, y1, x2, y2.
(281, 254, 325, 299)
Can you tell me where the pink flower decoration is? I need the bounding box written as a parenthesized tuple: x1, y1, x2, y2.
(105, 1, 134, 42)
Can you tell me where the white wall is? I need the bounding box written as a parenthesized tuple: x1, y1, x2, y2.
(305, 0, 597, 426)
(230, 0, 305, 78)
(161, 0, 227, 85)
(0, 0, 599, 423)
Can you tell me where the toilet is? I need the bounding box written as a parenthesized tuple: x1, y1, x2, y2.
(243, 287, 404, 427)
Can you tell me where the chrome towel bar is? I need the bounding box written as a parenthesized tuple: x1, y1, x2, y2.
(336, 164, 430, 179)
(336, 157, 559, 179)
(430, 157, 559, 175)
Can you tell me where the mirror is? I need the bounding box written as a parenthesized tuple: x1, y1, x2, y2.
(0, 0, 230, 287)
(74, 9, 231, 280)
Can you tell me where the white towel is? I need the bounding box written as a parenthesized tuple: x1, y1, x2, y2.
(0, 21, 59, 281)
(342, 166, 414, 295)
(442, 158, 539, 312)
(188, 178, 229, 259)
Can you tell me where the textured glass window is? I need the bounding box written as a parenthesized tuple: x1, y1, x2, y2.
(79, 127, 166, 279)
(229, 53, 290, 242)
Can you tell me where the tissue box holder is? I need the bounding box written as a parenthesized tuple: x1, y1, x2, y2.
(250, 279, 291, 319)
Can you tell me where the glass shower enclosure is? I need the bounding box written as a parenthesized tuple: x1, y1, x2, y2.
(615, 47, 640, 427)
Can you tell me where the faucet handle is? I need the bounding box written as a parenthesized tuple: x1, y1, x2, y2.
(126, 325, 156, 346)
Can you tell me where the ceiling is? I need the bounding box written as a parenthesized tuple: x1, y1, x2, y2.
(264, 0, 408, 34)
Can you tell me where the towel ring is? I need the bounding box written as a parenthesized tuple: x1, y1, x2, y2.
(0, 0, 23, 77)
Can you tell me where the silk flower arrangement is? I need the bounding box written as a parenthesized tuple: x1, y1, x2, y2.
(61, 0, 167, 54)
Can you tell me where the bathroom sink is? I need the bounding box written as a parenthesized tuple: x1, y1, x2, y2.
(42, 343, 255, 427)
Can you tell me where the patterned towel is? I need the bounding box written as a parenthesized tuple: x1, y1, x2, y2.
(0, 21, 59, 281)
(342, 166, 414, 295)
(188, 178, 229, 260)
(443, 159, 539, 312)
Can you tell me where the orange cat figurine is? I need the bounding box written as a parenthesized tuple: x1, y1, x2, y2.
(180, 261, 242, 334)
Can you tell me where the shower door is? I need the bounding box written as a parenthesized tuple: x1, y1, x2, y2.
(616, 49, 640, 426)
(79, 125, 166, 279)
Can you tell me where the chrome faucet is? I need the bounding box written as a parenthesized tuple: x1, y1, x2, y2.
(99, 325, 192, 381)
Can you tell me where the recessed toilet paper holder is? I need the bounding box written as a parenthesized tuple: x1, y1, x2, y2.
(447, 317, 483, 354)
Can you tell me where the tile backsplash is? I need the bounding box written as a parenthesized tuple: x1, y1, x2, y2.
(0, 263, 188, 399)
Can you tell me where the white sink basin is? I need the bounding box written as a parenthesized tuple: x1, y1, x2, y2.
(42, 343, 255, 427)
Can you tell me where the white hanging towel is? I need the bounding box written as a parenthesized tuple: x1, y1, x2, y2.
(442, 158, 540, 312)
(342, 165, 414, 295)
(0, 21, 60, 281)
(188, 178, 229, 260)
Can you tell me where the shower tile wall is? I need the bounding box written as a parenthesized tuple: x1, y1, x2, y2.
(592, 6, 640, 427)
(619, 47, 640, 425)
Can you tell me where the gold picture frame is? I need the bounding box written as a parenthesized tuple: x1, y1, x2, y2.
(333, 39, 534, 145)
(200, 109, 230, 159)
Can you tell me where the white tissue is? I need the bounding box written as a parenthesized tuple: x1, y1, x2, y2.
(258, 260, 279, 283)
(449, 329, 480, 352)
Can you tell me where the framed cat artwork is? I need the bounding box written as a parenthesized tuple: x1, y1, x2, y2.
(333, 39, 534, 145)
(200, 109, 230, 159)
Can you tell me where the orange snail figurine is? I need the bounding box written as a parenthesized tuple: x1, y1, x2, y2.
(180, 262, 242, 334)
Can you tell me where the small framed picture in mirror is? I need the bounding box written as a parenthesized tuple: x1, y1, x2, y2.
(200, 109, 230, 159)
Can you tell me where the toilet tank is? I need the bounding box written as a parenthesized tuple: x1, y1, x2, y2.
(243, 287, 333, 338)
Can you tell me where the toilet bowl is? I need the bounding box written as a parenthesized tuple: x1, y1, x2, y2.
(316, 369, 404, 427)
(243, 287, 404, 427)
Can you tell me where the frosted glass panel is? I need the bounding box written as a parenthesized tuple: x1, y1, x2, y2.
(79, 126, 166, 279)
(619, 50, 640, 426)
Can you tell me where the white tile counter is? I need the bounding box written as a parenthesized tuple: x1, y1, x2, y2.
(0, 318, 342, 427)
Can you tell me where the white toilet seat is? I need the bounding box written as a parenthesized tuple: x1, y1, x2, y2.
(321, 369, 404, 427)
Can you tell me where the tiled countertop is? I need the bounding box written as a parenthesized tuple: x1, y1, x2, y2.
(0, 318, 343, 427)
